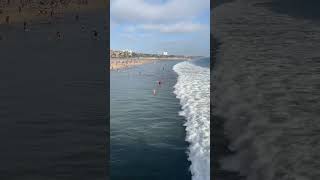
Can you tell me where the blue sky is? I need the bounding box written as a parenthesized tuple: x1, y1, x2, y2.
(111, 0, 210, 56)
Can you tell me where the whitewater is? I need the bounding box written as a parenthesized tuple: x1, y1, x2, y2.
(173, 61, 210, 180)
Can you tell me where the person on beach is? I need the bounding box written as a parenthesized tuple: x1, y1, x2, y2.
(75, 14, 79, 21)
(5, 16, 10, 24)
(18, 6, 22, 13)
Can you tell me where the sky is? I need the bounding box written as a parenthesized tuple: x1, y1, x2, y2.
(110, 0, 210, 57)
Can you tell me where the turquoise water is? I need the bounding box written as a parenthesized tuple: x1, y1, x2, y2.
(110, 60, 191, 180)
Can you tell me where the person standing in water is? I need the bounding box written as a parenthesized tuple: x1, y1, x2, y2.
(153, 89, 156, 96)
(56, 31, 62, 40)
(92, 30, 98, 40)
(23, 21, 27, 31)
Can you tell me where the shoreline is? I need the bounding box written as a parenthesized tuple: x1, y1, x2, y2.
(110, 57, 189, 71)
(110, 58, 155, 71)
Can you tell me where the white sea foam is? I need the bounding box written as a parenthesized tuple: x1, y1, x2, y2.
(173, 61, 210, 180)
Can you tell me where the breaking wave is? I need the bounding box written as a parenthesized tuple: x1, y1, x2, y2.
(173, 61, 210, 180)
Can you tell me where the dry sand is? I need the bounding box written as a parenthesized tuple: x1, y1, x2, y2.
(110, 57, 190, 70)
(110, 58, 156, 70)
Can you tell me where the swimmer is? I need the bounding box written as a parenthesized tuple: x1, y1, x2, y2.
(92, 30, 98, 40)
(81, 25, 85, 31)
(56, 31, 62, 40)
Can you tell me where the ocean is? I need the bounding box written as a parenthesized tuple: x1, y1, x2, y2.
(110, 58, 210, 180)
(214, 0, 320, 179)
(0, 9, 107, 179)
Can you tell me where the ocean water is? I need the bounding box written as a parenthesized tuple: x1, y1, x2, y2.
(214, 0, 320, 179)
(190, 58, 210, 68)
(110, 58, 210, 180)
(0, 10, 107, 179)
(110, 60, 191, 180)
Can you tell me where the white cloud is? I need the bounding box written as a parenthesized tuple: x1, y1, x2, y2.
(119, 33, 139, 41)
(119, 32, 153, 41)
(124, 22, 206, 33)
(111, 0, 209, 23)
(140, 22, 206, 33)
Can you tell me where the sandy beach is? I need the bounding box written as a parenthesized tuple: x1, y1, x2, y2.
(110, 58, 155, 70)
(110, 57, 191, 70)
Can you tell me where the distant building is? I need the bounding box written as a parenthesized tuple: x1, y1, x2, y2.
(110, 49, 134, 58)
(127, 49, 133, 56)
(163, 51, 168, 56)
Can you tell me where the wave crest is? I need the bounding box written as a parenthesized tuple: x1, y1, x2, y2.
(173, 61, 210, 180)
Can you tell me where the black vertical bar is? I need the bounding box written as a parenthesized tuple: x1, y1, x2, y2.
(106, 0, 110, 179)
